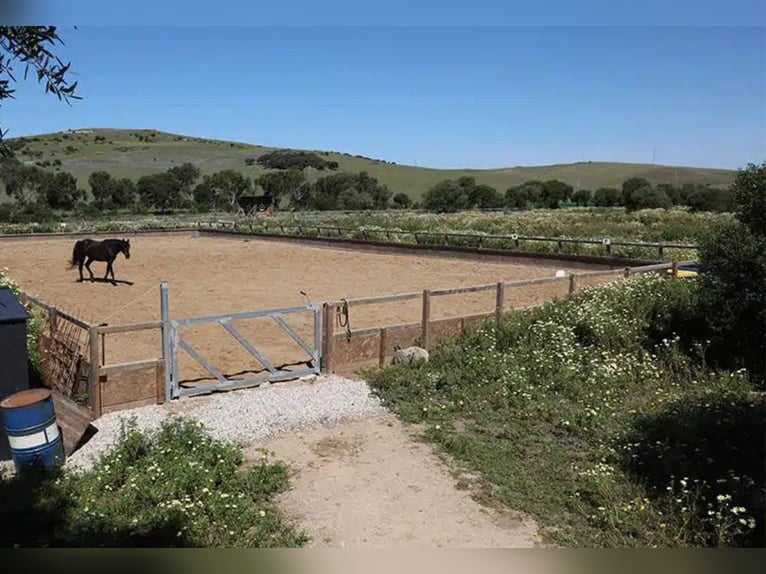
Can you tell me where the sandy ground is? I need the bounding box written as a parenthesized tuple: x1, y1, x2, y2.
(1, 234, 594, 381)
(250, 410, 541, 548)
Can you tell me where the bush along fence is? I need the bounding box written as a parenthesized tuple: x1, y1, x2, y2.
(197, 220, 698, 263)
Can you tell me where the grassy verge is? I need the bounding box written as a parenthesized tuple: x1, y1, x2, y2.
(364, 275, 764, 547)
(0, 418, 307, 548)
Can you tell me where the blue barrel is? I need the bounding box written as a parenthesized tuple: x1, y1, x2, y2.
(1, 388, 65, 473)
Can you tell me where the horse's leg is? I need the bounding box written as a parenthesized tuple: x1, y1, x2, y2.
(84, 257, 95, 280)
(106, 259, 116, 283)
(77, 259, 84, 282)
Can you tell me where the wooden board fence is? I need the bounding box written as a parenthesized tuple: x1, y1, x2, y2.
(321, 260, 693, 374)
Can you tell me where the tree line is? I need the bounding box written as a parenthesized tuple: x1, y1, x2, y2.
(423, 175, 735, 213)
(0, 157, 407, 221)
(0, 154, 739, 223)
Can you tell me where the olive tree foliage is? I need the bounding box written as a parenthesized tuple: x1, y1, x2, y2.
(0, 27, 80, 157)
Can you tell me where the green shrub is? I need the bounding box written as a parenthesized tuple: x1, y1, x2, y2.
(392, 192, 413, 209)
(366, 275, 763, 547)
(0, 203, 57, 224)
(0, 417, 307, 547)
(732, 161, 766, 236)
(256, 150, 336, 171)
(0, 204, 12, 222)
(697, 162, 766, 388)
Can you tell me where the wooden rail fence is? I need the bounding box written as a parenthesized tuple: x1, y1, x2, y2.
(18, 291, 166, 418)
(17, 257, 695, 419)
(320, 260, 693, 373)
(199, 221, 698, 260)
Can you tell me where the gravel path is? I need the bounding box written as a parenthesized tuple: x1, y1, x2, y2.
(66, 375, 384, 470)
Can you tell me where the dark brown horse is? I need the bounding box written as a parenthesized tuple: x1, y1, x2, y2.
(69, 238, 131, 283)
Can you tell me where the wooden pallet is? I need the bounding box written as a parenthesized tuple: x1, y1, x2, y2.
(39, 315, 87, 398)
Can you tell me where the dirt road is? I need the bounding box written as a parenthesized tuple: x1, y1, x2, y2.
(249, 411, 541, 548)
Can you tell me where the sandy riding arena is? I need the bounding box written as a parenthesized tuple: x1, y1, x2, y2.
(1, 233, 594, 383)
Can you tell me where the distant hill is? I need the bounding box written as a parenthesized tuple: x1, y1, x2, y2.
(5, 128, 737, 200)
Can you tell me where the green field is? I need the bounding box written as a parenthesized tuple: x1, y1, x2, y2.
(7, 128, 737, 200)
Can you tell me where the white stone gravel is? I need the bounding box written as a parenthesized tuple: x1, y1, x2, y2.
(65, 375, 384, 471)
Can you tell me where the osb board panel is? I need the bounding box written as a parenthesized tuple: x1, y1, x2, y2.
(332, 315, 499, 370)
(101, 397, 158, 415)
(429, 317, 468, 345)
(381, 324, 422, 362)
(101, 367, 158, 409)
(333, 359, 380, 376)
(332, 332, 380, 366)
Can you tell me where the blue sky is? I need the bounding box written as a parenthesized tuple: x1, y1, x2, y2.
(2, 3, 765, 169)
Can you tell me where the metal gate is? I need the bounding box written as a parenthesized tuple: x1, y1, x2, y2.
(161, 283, 322, 399)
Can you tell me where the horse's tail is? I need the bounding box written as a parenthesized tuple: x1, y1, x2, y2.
(69, 239, 86, 268)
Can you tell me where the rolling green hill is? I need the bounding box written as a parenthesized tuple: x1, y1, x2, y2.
(6, 128, 737, 200)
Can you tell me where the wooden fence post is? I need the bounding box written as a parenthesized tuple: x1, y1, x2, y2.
(624, 267, 632, 278)
(495, 282, 505, 324)
(160, 281, 172, 403)
(378, 328, 388, 367)
(155, 360, 165, 404)
(568, 274, 578, 295)
(671, 261, 678, 279)
(323, 303, 335, 373)
(88, 325, 102, 418)
(49, 306, 59, 333)
(421, 290, 431, 349)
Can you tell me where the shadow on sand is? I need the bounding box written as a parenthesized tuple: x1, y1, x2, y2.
(77, 277, 134, 286)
